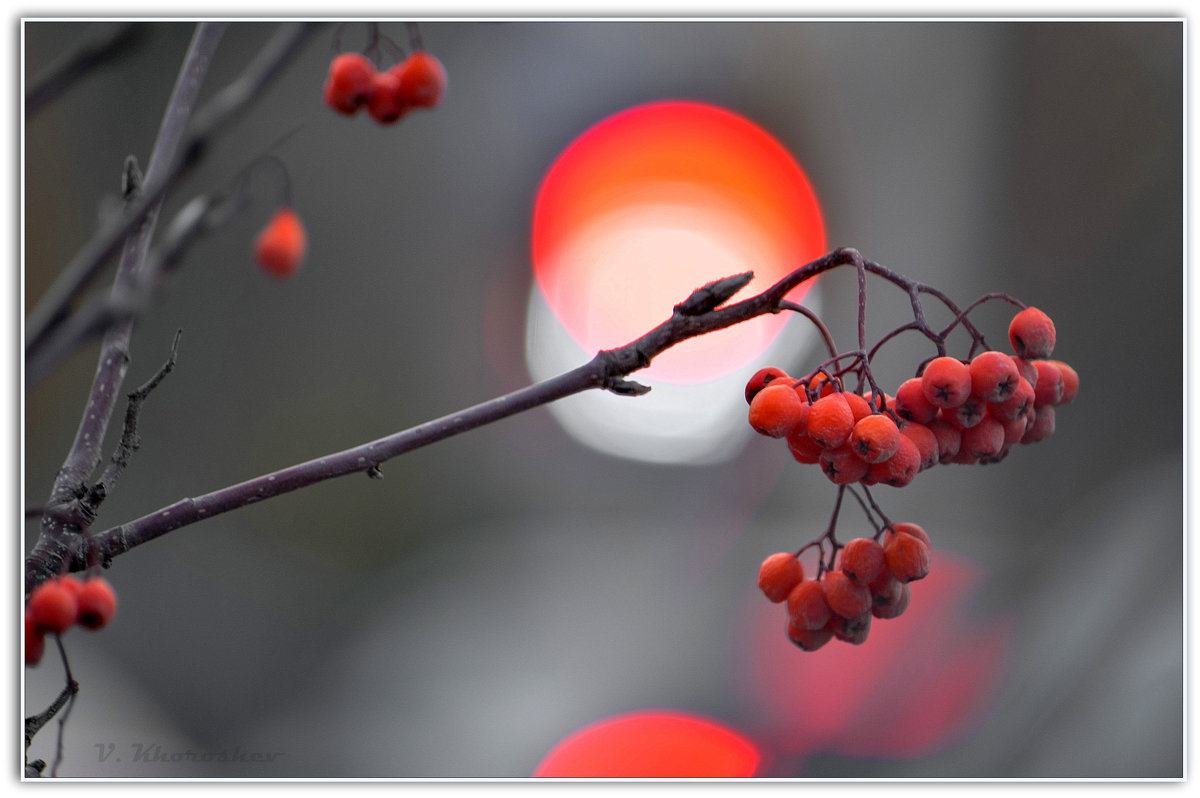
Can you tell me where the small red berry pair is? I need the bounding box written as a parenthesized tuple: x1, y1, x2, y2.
(323, 50, 447, 124)
(26, 575, 118, 666)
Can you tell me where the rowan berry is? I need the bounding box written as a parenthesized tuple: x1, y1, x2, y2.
(786, 431, 823, 464)
(959, 416, 1005, 462)
(25, 615, 45, 666)
(840, 537, 886, 586)
(745, 367, 789, 404)
(883, 530, 931, 582)
(988, 377, 1035, 423)
(28, 578, 79, 634)
(1032, 360, 1064, 406)
(807, 393, 854, 449)
(786, 617, 834, 651)
(77, 578, 117, 630)
(893, 377, 939, 424)
(1048, 360, 1079, 404)
(899, 421, 938, 471)
(822, 570, 872, 618)
(927, 416, 962, 463)
(1010, 355, 1039, 388)
(849, 414, 901, 464)
(757, 552, 805, 603)
(827, 611, 871, 645)
(921, 356, 972, 408)
(998, 413, 1029, 447)
(254, 207, 307, 279)
(867, 434, 920, 487)
(1021, 405, 1056, 444)
(394, 51, 448, 109)
(969, 351, 1020, 402)
(885, 521, 930, 547)
(843, 392, 873, 423)
(1009, 306, 1056, 359)
(940, 395, 986, 430)
(323, 52, 375, 114)
(871, 582, 911, 620)
(819, 443, 870, 485)
(367, 70, 411, 124)
(786, 579, 833, 630)
(867, 566, 902, 605)
(748, 383, 805, 438)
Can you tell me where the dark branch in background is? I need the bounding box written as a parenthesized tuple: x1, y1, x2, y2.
(24, 22, 318, 366)
(25, 22, 147, 117)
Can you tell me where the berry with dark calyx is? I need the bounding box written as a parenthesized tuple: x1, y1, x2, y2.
(807, 393, 854, 449)
(323, 53, 375, 114)
(827, 611, 871, 645)
(786, 431, 823, 464)
(757, 553, 804, 603)
(988, 377, 1035, 423)
(77, 578, 118, 630)
(921, 356, 972, 409)
(787, 617, 834, 651)
(969, 351, 1020, 402)
(849, 414, 901, 464)
(867, 434, 920, 487)
(893, 377, 938, 424)
(745, 367, 789, 404)
(787, 579, 833, 630)
(254, 208, 307, 278)
(819, 443, 870, 485)
(871, 582, 911, 620)
(959, 415, 1005, 462)
(394, 50, 448, 108)
(899, 421, 939, 471)
(840, 537, 886, 586)
(941, 395, 986, 430)
(28, 578, 79, 634)
(1009, 306, 1056, 359)
(883, 529, 931, 582)
(1021, 405, 1056, 444)
(823, 570, 872, 618)
(367, 70, 411, 124)
(748, 383, 805, 438)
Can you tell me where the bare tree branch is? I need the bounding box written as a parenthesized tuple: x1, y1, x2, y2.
(25, 22, 147, 117)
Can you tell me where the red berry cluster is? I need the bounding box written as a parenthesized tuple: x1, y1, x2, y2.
(254, 207, 307, 279)
(323, 50, 447, 124)
(757, 523, 931, 650)
(25, 576, 117, 666)
(745, 306, 1077, 484)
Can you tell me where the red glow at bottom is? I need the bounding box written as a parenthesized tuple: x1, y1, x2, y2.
(533, 709, 762, 777)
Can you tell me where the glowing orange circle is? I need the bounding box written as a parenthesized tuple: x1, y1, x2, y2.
(532, 100, 826, 383)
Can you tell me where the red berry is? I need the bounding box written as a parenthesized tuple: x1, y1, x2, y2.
(988, 377, 1035, 423)
(323, 53, 375, 114)
(786, 617, 834, 651)
(827, 611, 871, 645)
(885, 521, 931, 547)
(786, 579, 833, 630)
(785, 431, 823, 464)
(1009, 306, 1056, 359)
(757, 552, 804, 603)
(254, 208, 307, 278)
(921, 357, 972, 408)
(394, 51, 448, 108)
(77, 578, 117, 630)
(893, 378, 939, 424)
(1021, 405, 1056, 444)
(927, 416, 962, 463)
(28, 579, 79, 634)
(849, 414, 901, 464)
(807, 393, 854, 449)
(899, 421, 938, 471)
(367, 70, 411, 124)
(745, 367, 789, 404)
(748, 383, 805, 438)
(819, 443, 870, 485)
(843, 392, 873, 423)
(867, 434, 920, 487)
(840, 538, 886, 586)
(959, 415, 1005, 462)
(25, 615, 45, 666)
(1032, 360, 1064, 406)
(871, 582, 911, 620)
(822, 570, 872, 618)
(969, 351, 1020, 402)
(1047, 360, 1079, 404)
(883, 531, 931, 582)
(940, 395, 987, 430)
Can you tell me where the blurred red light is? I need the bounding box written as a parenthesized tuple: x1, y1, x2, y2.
(533, 709, 762, 777)
(532, 101, 825, 383)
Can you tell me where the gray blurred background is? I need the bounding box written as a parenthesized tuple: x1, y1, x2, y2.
(24, 20, 1182, 778)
